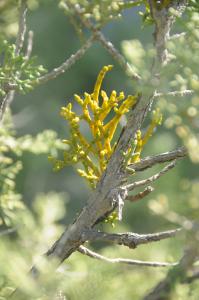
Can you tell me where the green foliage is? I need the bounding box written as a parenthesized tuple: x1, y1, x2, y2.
(0, 40, 46, 96)
(138, 0, 154, 26)
(59, 0, 145, 30)
(0, 112, 24, 226)
(0, 193, 67, 300)
(0, 0, 18, 38)
(122, 6, 199, 230)
(122, 10, 199, 163)
(188, 0, 199, 12)
(0, 111, 64, 226)
(159, 11, 199, 163)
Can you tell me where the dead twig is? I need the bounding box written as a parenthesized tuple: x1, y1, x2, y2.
(127, 147, 187, 173)
(155, 90, 194, 98)
(94, 31, 141, 80)
(78, 245, 178, 267)
(127, 186, 154, 202)
(82, 228, 181, 249)
(125, 161, 176, 192)
(15, 0, 28, 55)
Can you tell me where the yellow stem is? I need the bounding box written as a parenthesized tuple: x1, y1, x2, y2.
(92, 65, 113, 103)
(142, 122, 156, 146)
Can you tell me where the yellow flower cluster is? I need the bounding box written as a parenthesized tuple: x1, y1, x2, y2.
(49, 65, 162, 189)
(49, 65, 137, 188)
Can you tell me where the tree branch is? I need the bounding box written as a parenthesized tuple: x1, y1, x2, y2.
(15, 0, 28, 55)
(155, 90, 194, 98)
(127, 186, 154, 202)
(169, 32, 186, 40)
(25, 30, 34, 60)
(4, 2, 191, 299)
(94, 31, 141, 80)
(0, 5, 93, 123)
(125, 161, 176, 192)
(82, 228, 181, 249)
(78, 245, 177, 267)
(36, 35, 94, 85)
(65, 2, 141, 80)
(127, 147, 187, 173)
(36, 0, 188, 272)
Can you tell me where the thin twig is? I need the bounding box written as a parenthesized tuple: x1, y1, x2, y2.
(25, 30, 34, 59)
(169, 32, 186, 40)
(94, 31, 141, 80)
(127, 186, 154, 202)
(0, 92, 15, 123)
(2, 83, 18, 93)
(155, 90, 194, 98)
(125, 161, 176, 191)
(78, 245, 178, 267)
(127, 147, 187, 173)
(36, 35, 94, 85)
(15, 0, 28, 55)
(82, 228, 181, 249)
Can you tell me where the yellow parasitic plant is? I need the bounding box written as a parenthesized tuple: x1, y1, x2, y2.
(49, 65, 162, 190)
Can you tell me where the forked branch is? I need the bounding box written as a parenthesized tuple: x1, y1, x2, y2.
(125, 161, 176, 192)
(64, 2, 141, 80)
(127, 186, 154, 202)
(82, 228, 181, 249)
(127, 147, 187, 173)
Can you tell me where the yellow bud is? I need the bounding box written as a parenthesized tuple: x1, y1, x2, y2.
(100, 150, 107, 156)
(72, 156, 78, 163)
(117, 91, 125, 101)
(74, 94, 83, 105)
(67, 103, 72, 110)
(136, 130, 142, 139)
